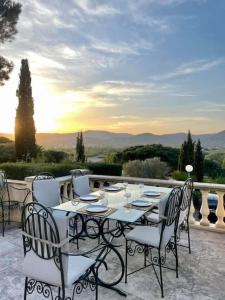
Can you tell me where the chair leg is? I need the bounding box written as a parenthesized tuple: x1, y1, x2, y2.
(158, 249, 164, 298)
(61, 286, 65, 300)
(187, 219, 191, 254)
(24, 277, 28, 300)
(144, 245, 147, 267)
(2, 210, 5, 237)
(95, 269, 98, 300)
(125, 239, 128, 283)
(174, 236, 179, 278)
(75, 217, 79, 250)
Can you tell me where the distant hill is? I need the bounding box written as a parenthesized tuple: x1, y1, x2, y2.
(1, 130, 225, 149)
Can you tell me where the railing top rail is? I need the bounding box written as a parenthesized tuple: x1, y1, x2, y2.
(88, 174, 225, 192)
(7, 179, 28, 186)
(24, 174, 225, 192)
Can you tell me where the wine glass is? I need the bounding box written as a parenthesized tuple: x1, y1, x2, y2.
(71, 197, 79, 206)
(123, 181, 128, 191)
(100, 190, 108, 206)
(124, 191, 131, 205)
(99, 190, 105, 199)
(138, 183, 144, 198)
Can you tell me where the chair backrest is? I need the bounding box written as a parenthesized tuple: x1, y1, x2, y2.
(158, 187, 182, 248)
(179, 178, 193, 225)
(0, 170, 10, 201)
(0, 170, 6, 189)
(32, 173, 61, 208)
(22, 202, 69, 287)
(72, 174, 90, 197)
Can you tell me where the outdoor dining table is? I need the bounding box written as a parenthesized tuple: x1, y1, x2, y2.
(53, 183, 172, 296)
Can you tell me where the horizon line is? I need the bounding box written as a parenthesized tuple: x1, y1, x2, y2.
(0, 129, 224, 136)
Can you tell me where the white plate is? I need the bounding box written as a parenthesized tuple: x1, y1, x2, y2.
(104, 186, 121, 192)
(86, 204, 108, 213)
(131, 200, 151, 207)
(79, 195, 99, 201)
(143, 191, 161, 197)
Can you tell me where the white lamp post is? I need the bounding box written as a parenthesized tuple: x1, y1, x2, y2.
(185, 165, 193, 178)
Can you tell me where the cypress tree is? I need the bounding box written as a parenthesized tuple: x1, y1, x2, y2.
(194, 139, 204, 182)
(178, 130, 195, 171)
(76, 131, 85, 163)
(186, 130, 195, 165)
(15, 59, 36, 160)
(178, 141, 187, 171)
(76, 132, 80, 161)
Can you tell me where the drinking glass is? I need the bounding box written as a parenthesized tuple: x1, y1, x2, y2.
(100, 190, 108, 206)
(123, 182, 128, 191)
(71, 197, 79, 206)
(124, 191, 131, 205)
(138, 183, 144, 198)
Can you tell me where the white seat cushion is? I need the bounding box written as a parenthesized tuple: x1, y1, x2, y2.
(126, 226, 160, 248)
(73, 175, 90, 197)
(65, 255, 95, 288)
(33, 179, 61, 207)
(23, 253, 95, 288)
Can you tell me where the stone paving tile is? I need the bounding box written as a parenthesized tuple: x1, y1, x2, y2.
(0, 226, 225, 300)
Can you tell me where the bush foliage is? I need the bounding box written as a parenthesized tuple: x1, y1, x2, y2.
(114, 144, 179, 170)
(0, 162, 122, 180)
(123, 158, 169, 179)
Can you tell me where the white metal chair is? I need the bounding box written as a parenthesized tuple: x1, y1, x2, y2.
(0, 169, 30, 236)
(147, 178, 193, 253)
(72, 174, 91, 197)
(22, 202, 98, 299)
(125, 187, 182, 298)
(32, 173, 81, 247)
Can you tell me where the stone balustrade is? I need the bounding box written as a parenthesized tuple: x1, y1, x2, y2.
(11, 174, 225, 232)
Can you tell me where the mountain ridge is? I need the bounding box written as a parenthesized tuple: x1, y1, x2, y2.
(0, 130, 225, 149)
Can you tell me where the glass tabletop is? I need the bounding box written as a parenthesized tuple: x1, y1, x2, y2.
(53, 183, 172, 223)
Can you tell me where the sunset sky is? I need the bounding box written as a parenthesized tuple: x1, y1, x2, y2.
(0, 0, 225, 134)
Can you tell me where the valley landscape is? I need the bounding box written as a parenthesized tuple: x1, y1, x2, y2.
(1, 130, 225, 149)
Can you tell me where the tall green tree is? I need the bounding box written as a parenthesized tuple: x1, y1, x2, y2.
(15, 59, 36, 160)
(194, 139, 204, 182)
(76, 131, 85, 163)
(0, 0, 22, 85)
(178, 130, 195, 171)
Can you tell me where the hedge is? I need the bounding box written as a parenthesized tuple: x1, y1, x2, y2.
(0, 162, 122, 180)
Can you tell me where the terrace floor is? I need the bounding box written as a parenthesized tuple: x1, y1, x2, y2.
(0, 225, 225, 300)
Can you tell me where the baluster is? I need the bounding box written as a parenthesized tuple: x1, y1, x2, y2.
(89, 180, 94, 190)
(200, 190, 210, 226)
(69, 182, 73, 200)
(215, 191, 225, 228)
(189, 197, 196, 224)
(63, 182, 69, 201)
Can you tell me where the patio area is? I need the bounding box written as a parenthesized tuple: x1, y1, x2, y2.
(1, 225, 225, 300)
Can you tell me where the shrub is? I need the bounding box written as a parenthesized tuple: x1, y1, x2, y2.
(123, 158, 169, 179)
(86, 162, 122, 176)
(43, 150, 68, 163)
(114, 144, 179, 170)
(0, 143, 16, 162)
(172, 170, 188, 181)
(0, 162, 122, 180)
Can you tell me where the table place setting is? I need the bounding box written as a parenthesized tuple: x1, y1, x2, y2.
(76, 203, 117, 217)
(104, 185, 124, 192)
(71, 191, 106, 204)
(142, 190, 167, 199)
(124, 199, 155, 211)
